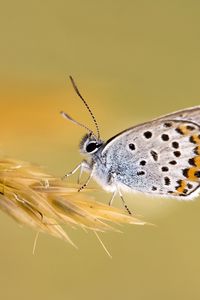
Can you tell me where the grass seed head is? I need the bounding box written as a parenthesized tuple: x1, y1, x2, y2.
(0, 159, 146, 245)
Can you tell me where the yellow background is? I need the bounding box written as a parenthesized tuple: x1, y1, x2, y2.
(1, 1, 200, 299)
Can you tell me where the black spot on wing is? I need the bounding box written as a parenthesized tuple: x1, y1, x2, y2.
(137, 171, 145, 176)
(164, 177, 170, 185)
(194, 171, 200, 178)
(173, 151, 181, 157)
(129, 143, 135, 150)
(186, 125, 195, 131)
(150, 150, 158, 161)
(169, 160, 177, 165)
(164, 122, 172, 128)
(176, 127, 184, 135)
(187, 183, 193, 189)
(161, 166, 169, 172)
(190, 136, 196, 144)
(143, 131, 152, 139)
(172, 141, 179, 149)
(168, 191, 174, 194)
(188, 158, 195, 166)
(161, 134, 169, 141)
(182, 168, 189, 178)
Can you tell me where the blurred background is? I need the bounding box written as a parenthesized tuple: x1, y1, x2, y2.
(1, 0, 200, 299)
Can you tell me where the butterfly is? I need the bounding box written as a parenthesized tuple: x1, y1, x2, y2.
(61, 76, 200, 214)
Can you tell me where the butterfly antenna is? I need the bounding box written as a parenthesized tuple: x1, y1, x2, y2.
(60, 111, 95, 136)
(69, 76, 100, 139)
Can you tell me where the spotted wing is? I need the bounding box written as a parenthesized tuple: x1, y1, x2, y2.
(102, 107, 200, 199)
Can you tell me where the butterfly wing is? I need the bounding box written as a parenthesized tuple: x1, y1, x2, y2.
(101, 106, 200, 199)
(157, 105, 200, 124)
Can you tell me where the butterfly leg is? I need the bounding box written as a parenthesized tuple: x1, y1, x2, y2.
(117, 186, 132, 215)
(78, 165, 95, 192)
(109, 172, 132, 215)
(62, 160, 89, 183)
(109, 190, 117, 206)
(77, 165, 83, 185)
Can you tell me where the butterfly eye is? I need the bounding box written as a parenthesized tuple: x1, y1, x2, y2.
(86, 142, 99, 153)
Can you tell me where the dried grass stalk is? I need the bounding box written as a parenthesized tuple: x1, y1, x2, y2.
(0, 159, 146, 245)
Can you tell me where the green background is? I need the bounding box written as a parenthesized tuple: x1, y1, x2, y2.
(1, 1, 200, 299)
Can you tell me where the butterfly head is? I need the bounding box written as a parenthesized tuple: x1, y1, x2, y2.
(80, 133, 103, 155)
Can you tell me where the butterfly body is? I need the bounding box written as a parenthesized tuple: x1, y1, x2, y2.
(61, 77, 200, 208)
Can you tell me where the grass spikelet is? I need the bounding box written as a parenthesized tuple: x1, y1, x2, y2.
(0, 158, 146, 245)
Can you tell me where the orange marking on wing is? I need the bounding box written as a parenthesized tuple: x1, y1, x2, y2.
(176, 180, 187, 193)
(194, 146, 200, 155)
(178, 125, 192, 135)
(187, 167, 200, 181)
(194, 156, 200, 167)
(191, 134, 200, 144)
